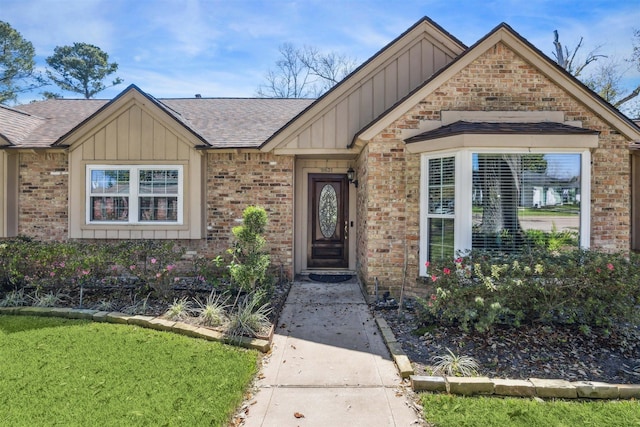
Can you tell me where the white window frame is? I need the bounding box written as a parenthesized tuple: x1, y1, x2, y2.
(86, 165, 184, 225)
(419, 148, 590, 276)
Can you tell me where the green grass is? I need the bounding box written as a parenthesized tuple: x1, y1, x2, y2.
(422, 393, 640, 427)
(0, 315, 259, 426)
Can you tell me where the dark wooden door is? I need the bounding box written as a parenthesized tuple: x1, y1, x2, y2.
(308, 174, 349, 269)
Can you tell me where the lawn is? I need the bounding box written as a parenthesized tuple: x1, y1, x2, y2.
(422, 393, 640, 427)
(0, 315, 259, 426)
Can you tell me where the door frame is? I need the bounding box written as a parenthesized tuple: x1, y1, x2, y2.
(294, 159, 357, 273)
(307, 173, 349, 268)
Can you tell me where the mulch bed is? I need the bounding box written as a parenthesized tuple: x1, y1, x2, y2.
(378, 303, 640, 384)
(8, 279, 292, 326)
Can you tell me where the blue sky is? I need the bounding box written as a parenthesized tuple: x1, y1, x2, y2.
(3, 0, 640, 107)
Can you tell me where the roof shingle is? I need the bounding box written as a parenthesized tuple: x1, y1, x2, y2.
(4, 96, 313, 148)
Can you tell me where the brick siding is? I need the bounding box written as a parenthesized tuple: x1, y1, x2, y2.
(206, 152, 295, 280)
(18, 152, 69, 241)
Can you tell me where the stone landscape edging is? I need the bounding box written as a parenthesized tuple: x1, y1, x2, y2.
(0, 306, 271, 352)
(374, 314, 640, 400)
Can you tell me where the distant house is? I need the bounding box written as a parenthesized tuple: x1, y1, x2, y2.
(2, 17, 640, 295)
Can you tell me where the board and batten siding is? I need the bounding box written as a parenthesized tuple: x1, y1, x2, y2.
(68, 103, 205, 240)
(277, 37, 458, 152)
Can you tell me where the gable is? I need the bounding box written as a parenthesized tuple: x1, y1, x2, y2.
(63, 88, 208, 160)
(356, 25, 640, 147)
(73, 102, 195, 162)
(261, 17, 466, 155)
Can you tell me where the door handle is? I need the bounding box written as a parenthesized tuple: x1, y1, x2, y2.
(344, 221, 348, 240)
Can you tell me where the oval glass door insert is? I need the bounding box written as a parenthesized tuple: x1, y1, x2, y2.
(319, 184, 338, 238)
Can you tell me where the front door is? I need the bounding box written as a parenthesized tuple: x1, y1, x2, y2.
(308, 174, 349, 269)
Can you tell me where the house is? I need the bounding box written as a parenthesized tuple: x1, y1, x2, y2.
(2, 17, 640, 296)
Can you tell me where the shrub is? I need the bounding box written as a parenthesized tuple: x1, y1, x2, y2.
(431, 348, 479, 377)
(194, 292, 228, 327)
(0, 289, 27, 307)
(416, 248, 640, 333)
(164, 297, 193, 321)
(228, 291, 272, 338)
(228, 206, 271, 294)
(29, 291, 64, 307)
(0, 239, 187, 299)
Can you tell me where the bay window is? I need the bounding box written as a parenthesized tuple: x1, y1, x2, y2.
(87, 165, 183, 224)
(420, 150, 590, 276)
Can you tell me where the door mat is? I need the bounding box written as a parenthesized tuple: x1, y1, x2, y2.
(308, 274, 353, 283)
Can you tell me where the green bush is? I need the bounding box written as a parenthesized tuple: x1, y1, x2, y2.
(416, 248, 640, 333)
(0, 239, 185, 297)
(228, 206, 271, 293)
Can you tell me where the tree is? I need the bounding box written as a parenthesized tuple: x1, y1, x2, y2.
(0, 21, 45, 104)
(553, 30, 640, 109)
(256, 43, 357, 98)
(45, 42, 123, 99)
(477, 154, 548, 250)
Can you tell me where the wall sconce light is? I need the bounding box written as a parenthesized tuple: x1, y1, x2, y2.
(347, 167, 358, 188)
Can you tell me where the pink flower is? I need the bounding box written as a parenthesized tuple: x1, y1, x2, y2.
(59, 262, 65, 268)
(596, 268, 601, 273)
(431, 294, 437, 301)
(443, 268, 451, 275)
(129, 265, 136, 270)
(427, 301, 433, 307)
(425, 261, 430, 268)
(156, 272, 162, 278)
(111, 265, 118, 271)
(455, 257, 463, 264)
(50, 271, 55, 277)
(607, 263, 614, 271)
(166, 264, 176, 272)
(150, 258, 157, 264)
(431, 275, 438, 282)
(197, 275, 205, 282)
(81, 270, 90, 276)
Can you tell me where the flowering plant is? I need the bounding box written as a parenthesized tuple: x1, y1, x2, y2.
(416, 248, 640, 333)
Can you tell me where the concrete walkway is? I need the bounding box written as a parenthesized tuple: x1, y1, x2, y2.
(241, 279, 421, 427)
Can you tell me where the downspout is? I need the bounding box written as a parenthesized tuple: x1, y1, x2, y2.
(397, 158, 409, 315)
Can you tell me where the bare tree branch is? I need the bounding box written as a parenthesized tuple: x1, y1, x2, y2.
(553, 30, 606, 77)
(256, 43, 357, 98)
(614, 85, 640, 108)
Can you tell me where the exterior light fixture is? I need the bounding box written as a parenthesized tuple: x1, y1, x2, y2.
(347, 167, 358, 188)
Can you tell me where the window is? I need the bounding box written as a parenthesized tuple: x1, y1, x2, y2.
(87, 165, 183, 224)
(423, 156, 456, 263)
(472, 153, 581, 252)
(420, 150, 589, 275)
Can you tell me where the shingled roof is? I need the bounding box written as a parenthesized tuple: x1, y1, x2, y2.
(3, 95, 314, 149)
(0, 104, 47, 146)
